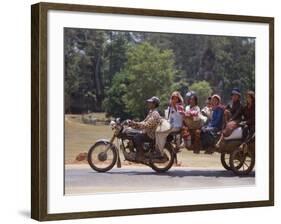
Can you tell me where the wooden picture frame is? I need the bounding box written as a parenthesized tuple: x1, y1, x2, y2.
(31, 2, 274, 221)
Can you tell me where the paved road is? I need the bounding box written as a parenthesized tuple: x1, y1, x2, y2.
(65, 164, 255, 195)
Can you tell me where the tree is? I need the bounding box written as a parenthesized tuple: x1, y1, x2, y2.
(102, 72, 131, 120)
(103, 32, 131, 87)
(64, 28, 255, 114)
(64, 29, 82, 113)
(189, 81, 213, 107)
(104, 42, 176, 119)
(205, 36, 255, 101)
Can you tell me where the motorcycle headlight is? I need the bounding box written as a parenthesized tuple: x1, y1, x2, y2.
(110, 121, 116, 129)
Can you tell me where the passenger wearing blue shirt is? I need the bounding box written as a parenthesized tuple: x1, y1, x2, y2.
(201, 94, 224, 154)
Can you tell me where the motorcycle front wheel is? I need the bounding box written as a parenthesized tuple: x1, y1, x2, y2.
(149, 143, 174, 173)
(87, 142, 117, 172)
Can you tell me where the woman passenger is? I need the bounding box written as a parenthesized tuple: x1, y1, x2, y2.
(184, 95, 202, 153)
(155, 91, 185, 156)
(215, 88, 243, 148)
(240, 90, 255, 147)
(201, 94, 224, 154)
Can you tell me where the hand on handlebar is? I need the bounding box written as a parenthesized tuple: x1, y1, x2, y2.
(127, 119, 132, 126)
(127, 120, 136, 126)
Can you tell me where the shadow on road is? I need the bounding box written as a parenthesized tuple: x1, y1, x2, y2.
(100, 169, 255, 178)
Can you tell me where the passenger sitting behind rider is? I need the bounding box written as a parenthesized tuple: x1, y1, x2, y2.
(155, 91, 185, 156)
(240, 90, 255, 149)
(129, 96, 161, 162)
(243, 90, 255, 136)
(184, 95, 202, 153)
(201, 96, 213, 124)
(182, 91, 195, 147)
(215, 88, 243, 148)
(201, 94, 224, 154)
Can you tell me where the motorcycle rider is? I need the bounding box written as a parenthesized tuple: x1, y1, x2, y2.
(129, 96, 161, 162)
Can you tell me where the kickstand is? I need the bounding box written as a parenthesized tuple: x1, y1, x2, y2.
(174, 154, 178, 165)
(117, 158, 121, 168)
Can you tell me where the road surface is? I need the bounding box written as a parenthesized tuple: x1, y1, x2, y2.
(65, 164, 255, 195)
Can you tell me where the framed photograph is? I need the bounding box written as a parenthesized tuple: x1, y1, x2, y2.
(31, 2, 274, 221)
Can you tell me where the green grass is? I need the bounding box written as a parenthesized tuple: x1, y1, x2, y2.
(65, 115, 113, 163)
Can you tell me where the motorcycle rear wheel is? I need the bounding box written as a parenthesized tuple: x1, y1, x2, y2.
(149, 143, 174, 173)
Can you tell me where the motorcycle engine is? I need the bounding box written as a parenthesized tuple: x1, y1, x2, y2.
(125, 140, 135, 153)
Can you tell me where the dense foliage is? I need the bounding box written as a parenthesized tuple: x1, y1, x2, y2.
(64, 28, 255, 119)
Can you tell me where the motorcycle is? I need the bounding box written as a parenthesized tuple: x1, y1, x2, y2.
(87, 118, 176, 173)
(87, 118, 255, 176)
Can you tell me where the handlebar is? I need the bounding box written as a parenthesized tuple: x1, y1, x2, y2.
(121, 120, 130, 126)
(115, 119, 130, 126)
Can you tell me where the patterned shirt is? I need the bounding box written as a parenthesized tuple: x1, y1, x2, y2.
(131, 109, 161, 139)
